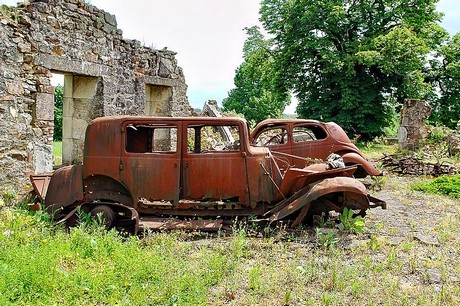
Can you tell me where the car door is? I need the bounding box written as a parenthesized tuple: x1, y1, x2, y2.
(181, 120, 250, 206)
(291, 122, 332, 165)
(251, 124, 292, 167)
(119, 119, 181, 206)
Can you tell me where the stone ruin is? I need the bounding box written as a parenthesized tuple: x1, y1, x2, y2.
(0, 0, 192, 193)
(398, 99, 431, 150)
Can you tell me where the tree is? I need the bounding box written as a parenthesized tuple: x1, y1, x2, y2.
(223, 26, 290, 123)
(53, 85, 63, 141)
(429, 33, 460, 128)
(260, 0, 447, 139)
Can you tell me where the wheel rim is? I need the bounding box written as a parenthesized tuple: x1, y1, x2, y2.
(91, 205, 116, 229)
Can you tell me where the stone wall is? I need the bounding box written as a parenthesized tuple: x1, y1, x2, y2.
(0, 0, 192, 193)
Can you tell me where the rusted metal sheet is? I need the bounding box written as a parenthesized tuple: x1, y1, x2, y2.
(45, 165, 84, 212)
(140, 217, 224, 231)
(30, 174, 52, 201)
(251, 119, 380, 177)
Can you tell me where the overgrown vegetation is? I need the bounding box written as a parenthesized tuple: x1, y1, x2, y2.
(411, 174, 460, 198)
(3, 133, 460, 304)
(2, 179, 460, 305)
(0, 204, 238, 305)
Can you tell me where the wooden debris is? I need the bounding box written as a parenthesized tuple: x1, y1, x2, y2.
(380, 154, 458, 176)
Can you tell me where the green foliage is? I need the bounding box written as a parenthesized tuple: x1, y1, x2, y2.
(260, 0, 447, 140)
(411, 175, 460, 198)
(429, 33, 460, 129)
(336, 208, 365, 234)
(223, 26, 290, 123)
(315, 228, 340, 248)
(53, 85, 63, 141)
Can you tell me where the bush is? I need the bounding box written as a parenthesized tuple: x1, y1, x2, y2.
(411, 175, 460, 198)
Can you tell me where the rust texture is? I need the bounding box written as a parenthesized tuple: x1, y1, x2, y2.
(30, 116, 385, 233)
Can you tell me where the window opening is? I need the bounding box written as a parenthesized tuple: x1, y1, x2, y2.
(187, 125, 240, 153)
(254, 128, 288, 146)
(126, 124, 177, 153)
(293, 126, 327, 142)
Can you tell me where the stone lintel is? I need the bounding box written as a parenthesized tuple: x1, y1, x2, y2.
(35, 54, 110, 77)
(145, 76, 178, 87)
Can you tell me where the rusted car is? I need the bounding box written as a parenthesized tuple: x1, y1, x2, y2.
(30, 116, 385, 233)
(251, 119, 380, 177)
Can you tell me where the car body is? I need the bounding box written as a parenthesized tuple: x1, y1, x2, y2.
(30, 116, 385, 233)
(251, 119, 380, 177)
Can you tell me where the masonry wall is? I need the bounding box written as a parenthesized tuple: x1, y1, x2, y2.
(0, 0, 192, 193)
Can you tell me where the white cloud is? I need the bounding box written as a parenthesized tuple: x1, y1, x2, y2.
(90, 0, 262, 108)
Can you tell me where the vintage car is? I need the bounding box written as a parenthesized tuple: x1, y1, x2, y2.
(251, 119, 380, 177)
(30, 116, 385, 233)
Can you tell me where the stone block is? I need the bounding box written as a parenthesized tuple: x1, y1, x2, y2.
(35, 92, 53, 120)
(72, 118, 88, 140)
(6, 80, 24, 95)
(33, 143, 52, 174)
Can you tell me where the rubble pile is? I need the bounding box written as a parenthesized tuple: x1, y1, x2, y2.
(380, 154, 458, 176)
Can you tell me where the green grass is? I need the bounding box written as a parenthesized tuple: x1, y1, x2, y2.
(53, 141, 62, 165)
(356, 142, 398, 159)
(1, 192, 460, 305)
(0, 206, 237, 305)
(411, 174, 460, 198)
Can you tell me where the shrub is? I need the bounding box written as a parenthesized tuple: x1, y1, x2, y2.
(411, 175, 460, 198)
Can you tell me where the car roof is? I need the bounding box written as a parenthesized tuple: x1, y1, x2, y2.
(90, 115, 248, 126)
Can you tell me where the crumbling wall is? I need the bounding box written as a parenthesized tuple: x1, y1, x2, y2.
(398, 99, 431, 150)
(0, 0, 192, 193)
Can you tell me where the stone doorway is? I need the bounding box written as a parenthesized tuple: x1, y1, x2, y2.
(145, 84, 173, 116)
(62, 75, 102, 165)
(144, 84, 174, 148)
(51, 73, 64, 166)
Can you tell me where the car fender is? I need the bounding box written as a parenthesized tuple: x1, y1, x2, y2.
(341, 151, 381, 176)
(269, 176, 369, 221)
(44, 165, 84, 213)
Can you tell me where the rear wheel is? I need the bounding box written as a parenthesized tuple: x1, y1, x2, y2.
(91, 205, 116, 229)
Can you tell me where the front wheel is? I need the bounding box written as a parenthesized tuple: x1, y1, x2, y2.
(91, 205, 116, 229)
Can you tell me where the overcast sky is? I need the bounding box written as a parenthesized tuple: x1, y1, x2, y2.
(1, 0, 458, 113)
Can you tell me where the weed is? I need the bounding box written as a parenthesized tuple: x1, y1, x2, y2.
(336, 207, 365, 234)
(248, 266, 261, 292)
(1, 191, 17, 207)
(283, 289, 291, 305)
(371, 172, 388, 191)
(315, 228, 340, 248)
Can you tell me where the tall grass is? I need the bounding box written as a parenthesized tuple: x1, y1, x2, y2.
(53, 141, 62, 165)
(0, 207, 234, 305)
(1, 183, 460, 305)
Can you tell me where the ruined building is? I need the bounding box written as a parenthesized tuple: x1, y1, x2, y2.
(0, 0, 192, 193)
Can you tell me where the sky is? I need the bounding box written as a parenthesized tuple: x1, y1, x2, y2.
(1, 0, 459, 113)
